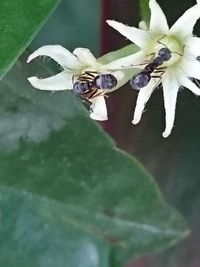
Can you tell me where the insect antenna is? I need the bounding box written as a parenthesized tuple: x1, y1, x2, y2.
(157, 34, 167, 47)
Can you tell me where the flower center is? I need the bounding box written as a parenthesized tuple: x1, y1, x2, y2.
(148, 35, 184, 67)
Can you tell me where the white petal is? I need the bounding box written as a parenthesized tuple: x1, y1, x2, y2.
(185, 37, 200, 57)
(27, 45, 83, 70)
(73, 48, 98, 67)
(149, 0, 169, 33)
(27, 71, 73, 91)
(102, 51, 144, 70)
(183, 58, 200, 80)
(106, 20, 150, 49)
(90, 96, 108, 121)
(169, 4, 200, 38)
(180, 76, 200, 95)
(138, 21, 148, 30)
(132, 79, 158, 124)
(162, 75, 179, 138)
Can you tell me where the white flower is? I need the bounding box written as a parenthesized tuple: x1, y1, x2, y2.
(27, 46, 125, 121)
(107, 0, 200, 137)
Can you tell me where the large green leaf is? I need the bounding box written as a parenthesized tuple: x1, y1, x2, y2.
(0, 186, 110, 267)
(0, 52, 188, 266)
(0, 0, 60, 79)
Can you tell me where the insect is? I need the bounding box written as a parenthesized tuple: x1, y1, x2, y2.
(73, 71, 117, 104)
(129, 35, 184, 90)
(130, 46, 172, 90)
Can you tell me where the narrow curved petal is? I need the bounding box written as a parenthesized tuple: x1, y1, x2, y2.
(73, 48, 99, 67)
(132, 79, 158, 124)
(186, 37, 200, 57)
(106, 20, 150, 49)
(27, 45, 83, 70)
(169, 4, 200, 38)
(27, 71, 73, 91)
(183, 58, 200, 80)
(138, 21, 148, 30)
(180, 76, 200, 95)
(90, 96, 108, 121)
(102, 51, 144, 70)
(149, 0, 169, 33)
(162, 75, 179, 138)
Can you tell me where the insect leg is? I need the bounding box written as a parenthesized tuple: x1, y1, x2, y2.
(78, 73, 94, 82)
(153, 66, 167, 74)
(151, 75, 163, 78)
(151, 70, 165, 77)
(79, 94, 92, 105)
(85, 88, 106, 99)
(84, 71, 98, 79)
(72, 74, 75, 85)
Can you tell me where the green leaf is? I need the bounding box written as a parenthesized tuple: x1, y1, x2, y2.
(0, 53, 188, 266)
(0, 186, 110, 267)
(0, 0, 60, 80)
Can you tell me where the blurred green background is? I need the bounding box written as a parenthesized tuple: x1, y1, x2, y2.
(30, 0, 101, 55)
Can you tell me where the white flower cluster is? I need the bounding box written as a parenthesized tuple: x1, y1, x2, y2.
(27, 0, 200, 138)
